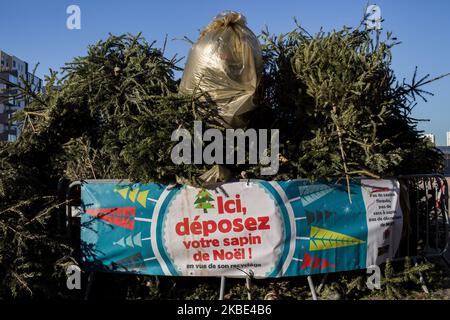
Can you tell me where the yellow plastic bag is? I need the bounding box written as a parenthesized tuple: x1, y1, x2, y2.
(180, 11, 263, 128)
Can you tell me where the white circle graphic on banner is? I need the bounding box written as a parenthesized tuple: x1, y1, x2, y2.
(162, 182, 284, 277)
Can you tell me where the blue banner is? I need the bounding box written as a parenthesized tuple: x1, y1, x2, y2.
(80, 179, 402, 278)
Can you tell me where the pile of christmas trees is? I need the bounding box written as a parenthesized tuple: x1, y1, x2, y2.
(0, 16, 445, 298)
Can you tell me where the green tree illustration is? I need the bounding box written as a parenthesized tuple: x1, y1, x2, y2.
(194, 189, 215, 213)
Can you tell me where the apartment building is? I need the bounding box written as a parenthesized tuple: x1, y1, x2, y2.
(422, 133, 436, 145)
(437, 146, 450, 176)
(0, 50, 42, 141)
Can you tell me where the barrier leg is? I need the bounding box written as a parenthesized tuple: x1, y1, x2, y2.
(219, 276, 226, 300)
(84, 271, 95, 300)
(245, 276, 252, 300)
(307, 276, 318, 300)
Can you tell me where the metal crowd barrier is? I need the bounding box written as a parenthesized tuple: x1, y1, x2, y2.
(61, 174, 450, 299)
(397, 174, 449, 266)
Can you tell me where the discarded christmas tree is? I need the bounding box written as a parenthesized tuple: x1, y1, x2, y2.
(255, 25, 445, 181)
(0, 18, 447, 299)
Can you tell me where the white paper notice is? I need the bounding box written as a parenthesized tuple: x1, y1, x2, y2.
(361, 179, 403, 266)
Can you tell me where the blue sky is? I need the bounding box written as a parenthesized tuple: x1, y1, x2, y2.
(1, 0, 449, 144)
